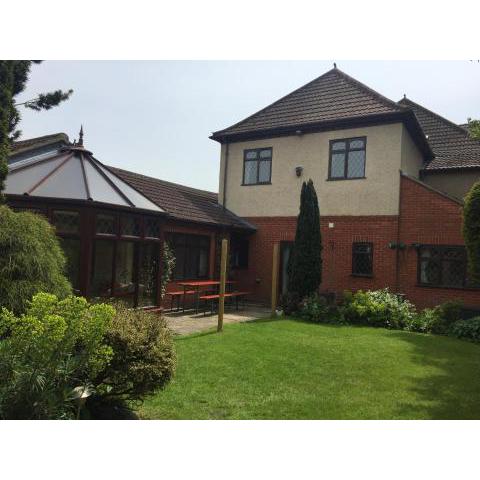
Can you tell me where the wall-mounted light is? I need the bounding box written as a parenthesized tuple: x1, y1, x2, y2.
(295, 166, 304, 177)
(388, 242, 407, 250)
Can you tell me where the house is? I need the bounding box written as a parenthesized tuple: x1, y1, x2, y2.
(210, 66, 480, 309)
(5, 132, 254, 308)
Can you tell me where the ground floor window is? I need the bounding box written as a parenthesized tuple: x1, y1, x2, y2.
(230, 236, 249, 269)
(418, 245, 468, 288)
(60, 237, 81, 293)
(166, 233, 210, 280)
(352, 242, 373, 276)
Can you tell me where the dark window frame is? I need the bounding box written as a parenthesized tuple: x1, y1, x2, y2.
(352, 242, 374, 277)
(328, 137, 367, 181)
(417, 245, 470, 289)
(242, 147, 272, 186)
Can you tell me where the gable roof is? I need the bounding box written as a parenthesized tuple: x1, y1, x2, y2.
(211, 67, 433, 159)
(399, 98, 480, 171)
(108, 166, 256, 231)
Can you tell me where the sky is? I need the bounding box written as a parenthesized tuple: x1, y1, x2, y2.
(16, 61, 480, 192)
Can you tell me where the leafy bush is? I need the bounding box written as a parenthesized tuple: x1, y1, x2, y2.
(463, 181, 480, 283)
(342, 288, 416, 329)
(0, 293, 115, 419)
(279, 292, 301, 315)
(299, 293, 345, 324)
(161, 242, 175, 298)
(450, 317, 480, 343)
(0, 206, 71, 313)
(404, 308, 437, 333)
(89, 303, 176, 417)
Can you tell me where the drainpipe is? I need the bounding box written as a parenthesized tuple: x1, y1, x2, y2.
(222, 140, 229, 209)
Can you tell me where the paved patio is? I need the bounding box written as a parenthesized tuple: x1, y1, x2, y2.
(164, 303, 271, 335)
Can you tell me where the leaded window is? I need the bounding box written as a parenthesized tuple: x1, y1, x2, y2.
(418, 245, 468, 288)
(52, 210, 80, 234)
(243, 148, 272, 185)
(329, 137, 366, 180)
(166, 233, 210, 280)
(121, 215, 141, 237)
(145, 218, 160, 238)
(352, 242, 373, 276)
(96, 213, 117, 235)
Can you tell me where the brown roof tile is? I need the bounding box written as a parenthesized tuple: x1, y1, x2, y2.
(11, 133, 70, 154)
(107, 166, 255, 230)
(212, 67, 406, 139)
(399, 98, 480, 171)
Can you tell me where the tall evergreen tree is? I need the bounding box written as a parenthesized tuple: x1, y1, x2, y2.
(463, 181, 480, 283)
(0, 61, 72, 203)
(287, 179, 322, 299)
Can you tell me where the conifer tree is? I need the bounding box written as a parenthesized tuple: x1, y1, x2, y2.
(287, 179, 322, 299)
(0, 61, 73, 202)
(463, 181, 480, 283)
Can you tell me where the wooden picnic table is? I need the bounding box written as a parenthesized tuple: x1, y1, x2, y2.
(177, 280, 236, 313)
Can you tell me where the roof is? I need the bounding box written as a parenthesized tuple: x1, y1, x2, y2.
(6, 146, 163, 213)
(108, 166, 256, 230)
(211, 67, 433, 159)
(10, 133, 70, 155)
(399, 98, 480, 171)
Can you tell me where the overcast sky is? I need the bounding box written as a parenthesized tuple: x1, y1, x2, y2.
(17, 61, 480, 192)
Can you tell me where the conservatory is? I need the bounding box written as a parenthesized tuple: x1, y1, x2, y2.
(5, 138, 166, 308)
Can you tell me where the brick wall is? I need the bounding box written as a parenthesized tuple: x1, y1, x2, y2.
(398, 175, 480, 308)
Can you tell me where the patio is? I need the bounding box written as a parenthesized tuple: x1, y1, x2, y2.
(163, 303, 271, 335)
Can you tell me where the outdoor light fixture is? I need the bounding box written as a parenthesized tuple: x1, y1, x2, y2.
(388, 242, 407, 250)
(295, 166, 304, 177)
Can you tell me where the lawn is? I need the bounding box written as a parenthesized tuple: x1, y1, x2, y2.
(140, 318, 480, 420)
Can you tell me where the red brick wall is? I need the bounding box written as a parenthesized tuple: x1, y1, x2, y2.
(234, 176, 480, 309)
(398, 175, 480, 308)
(234, 216, 399, 304)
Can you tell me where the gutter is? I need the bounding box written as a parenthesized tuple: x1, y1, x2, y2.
(222, 141, 229, 209)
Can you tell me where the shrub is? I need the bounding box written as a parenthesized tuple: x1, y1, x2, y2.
(0, 293, 115, 419)
(450, 317, 480, 343)
(430, 300, 463, 335)
(405, 308, 437, 333)
(279, 292, 301, 315)
(161, 242, 175, 298)
(463, 181, 480, 283)
(342, 288, 416, 329)
(89, 303, 176, 417)
(299, 293, 345, 324)
(0, 206, 71, 313)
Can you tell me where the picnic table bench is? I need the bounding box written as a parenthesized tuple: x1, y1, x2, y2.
(165, 290, 196, 311)
(199, 291, 252, 316)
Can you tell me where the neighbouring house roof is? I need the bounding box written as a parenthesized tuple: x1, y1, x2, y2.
(399, 98, 480, 172)
(210, 67, 433, 159)
(108, 166, 256, 231)
(6, 145, 164, 213)
(10, 132, 70, 155)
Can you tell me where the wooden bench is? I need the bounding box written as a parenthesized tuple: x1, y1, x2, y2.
(165, 290, 195, 311)
(199, 291, 251, 316)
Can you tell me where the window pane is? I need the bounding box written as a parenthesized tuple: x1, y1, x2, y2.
(442, 261, 464, 287)
(96, 213, 116, 235)
(352, 243, 373, 275)
(349, 139, 365, 149)
(172, 245, 186, 280)
(347, 150, 365, 178)
(145, 218, 160, 238)
(332, 141, 346, 151)
(420, 258, 441, 285)
(91, 240, 114, 297)
(198, 248, 209, 277)
(245, 150, 258, 160)
(258, 160, 271, 183)
(138, 243, 159, 307)
(121, 215, 141, 237)
(60, 238, 80, 292)
(185, 248, 199, 279)
(52, 210, 79, 234)
(244, 160, 258, 184)
(330, 153, 345, 178)
(115, 241, 136, 305)
(259, 149, 272, 159)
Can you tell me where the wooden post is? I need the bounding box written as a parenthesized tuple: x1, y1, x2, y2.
(271, 243, 280, 316)
(218, 238, 228, 332)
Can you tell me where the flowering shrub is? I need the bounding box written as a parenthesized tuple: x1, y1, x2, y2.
(342, 289, 416, 329)
(0, 293, 115, 419)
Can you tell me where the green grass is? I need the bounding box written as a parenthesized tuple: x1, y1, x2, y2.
(141, 318, 480, 419)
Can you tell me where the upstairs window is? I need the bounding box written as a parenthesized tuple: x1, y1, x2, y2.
(329, 137, 366, 180)
(243, 148, 272, 185)
(418, 245, 468, 288)
(352, 242, 373, 276)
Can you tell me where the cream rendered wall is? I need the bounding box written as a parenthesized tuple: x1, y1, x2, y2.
(423, 171, 480, 201)
(219, 123, 405, 217)
(400, 125, 425, 178)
